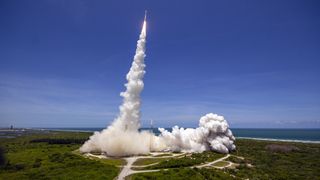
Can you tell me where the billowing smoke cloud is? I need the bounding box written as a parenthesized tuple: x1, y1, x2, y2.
(80, 15, 236, 156)
(158, 113, 236, 154)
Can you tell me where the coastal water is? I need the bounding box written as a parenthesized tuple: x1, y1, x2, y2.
(232, 129, 320, 142)
(43, 128, 320, 142)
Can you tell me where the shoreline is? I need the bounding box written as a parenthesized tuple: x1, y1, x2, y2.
(236, 137, 320, 144)
(1, 128, 319, 144)
(35, 128, 320, 144)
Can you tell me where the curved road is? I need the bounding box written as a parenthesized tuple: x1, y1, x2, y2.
(117, 154, 232, 180)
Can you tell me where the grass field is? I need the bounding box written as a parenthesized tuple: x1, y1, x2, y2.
(132, 158, 170, 166)
(213, 161, 229, 167)
(0, 130, 119, 180)
(128, 168, 236, 180)
(130, 139, 320, 180)
(143, 152, 224, 170)
(1, 129, 320, 180)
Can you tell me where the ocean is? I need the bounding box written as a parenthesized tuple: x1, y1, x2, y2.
(42, 128, 320, 143)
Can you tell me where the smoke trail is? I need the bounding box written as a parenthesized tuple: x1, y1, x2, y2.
(80, 14, 236, 156)
(80, 17, 152, 156)
(112, 18, 147, 131)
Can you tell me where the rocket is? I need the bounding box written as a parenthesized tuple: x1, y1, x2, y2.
(140, 10, 147, 37)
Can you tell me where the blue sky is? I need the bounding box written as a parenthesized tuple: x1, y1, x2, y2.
(0, 0, 319, 128)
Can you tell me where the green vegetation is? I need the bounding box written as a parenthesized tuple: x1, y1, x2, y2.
(0, 146, 5, 166)
(30, 138, 86, 144)
(153, 153, 172, 157)
(226, 139, 320, 180)
(80, 152, 125, 166)
(128, 168, 237, 180)
(0, 130, 120, 180)
(145, 152, 224, 169)
(213, 161, 229, 167)
(226, 155, 246, 164)
(1, 130, 320, 180)
(132, 139, 320, 179)
(133, 158, 170, 166)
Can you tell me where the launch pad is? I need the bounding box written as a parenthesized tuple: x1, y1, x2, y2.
(80, 151, 242, 180)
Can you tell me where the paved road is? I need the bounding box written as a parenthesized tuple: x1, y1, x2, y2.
(85, 152, 235, 180)
(117, 157, 137, 180)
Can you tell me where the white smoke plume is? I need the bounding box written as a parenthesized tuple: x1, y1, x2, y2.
(80, 17, 153, 156)
(80, 15, 236, 156)
(158, 113, 236, 154)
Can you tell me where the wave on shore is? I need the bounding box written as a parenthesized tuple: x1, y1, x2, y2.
(236, 137, 320, 144)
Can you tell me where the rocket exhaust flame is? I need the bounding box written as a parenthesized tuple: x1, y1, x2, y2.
(80, 12, 236, 156)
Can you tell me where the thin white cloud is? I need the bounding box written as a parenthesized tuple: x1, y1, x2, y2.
(0, 73, 118, 127)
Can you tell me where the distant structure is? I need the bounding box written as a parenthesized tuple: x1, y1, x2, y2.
(10, 125, 13, 130)
(149, 119, 154, 151)
(150, 119, 154, 134)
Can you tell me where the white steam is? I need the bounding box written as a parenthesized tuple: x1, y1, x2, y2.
(158, 113, 236, 154)
(80, 16, 236, 156)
